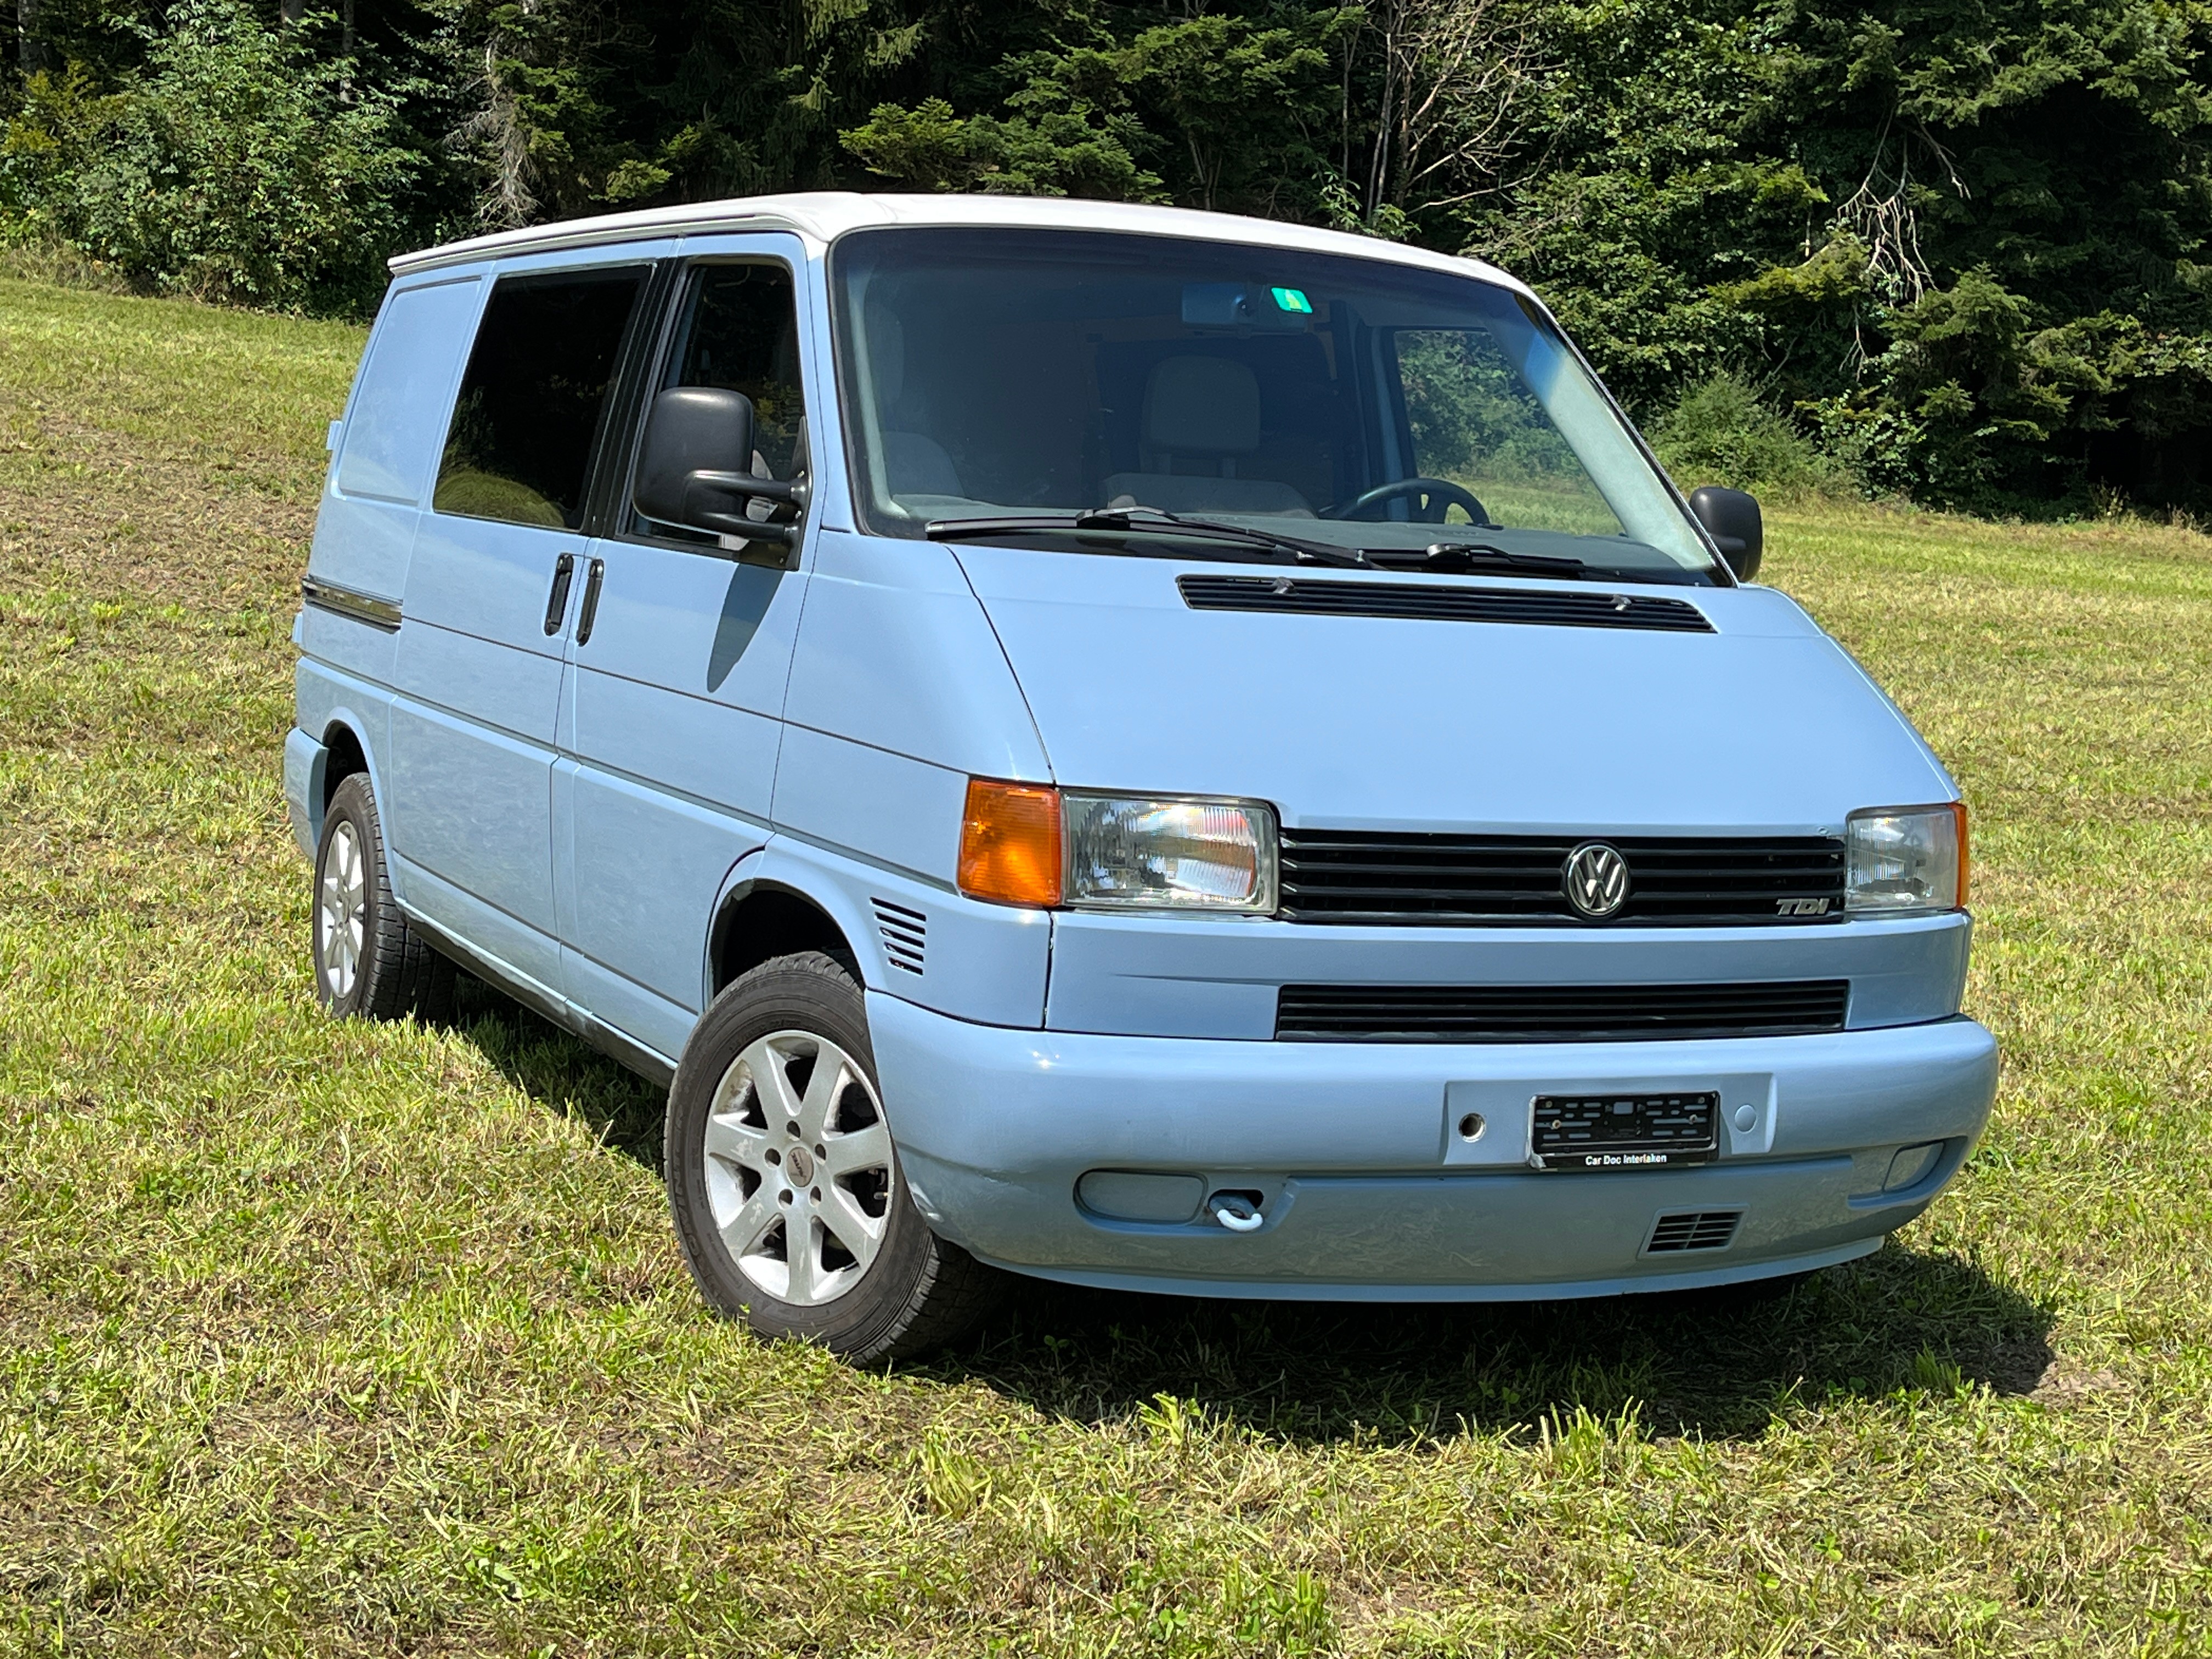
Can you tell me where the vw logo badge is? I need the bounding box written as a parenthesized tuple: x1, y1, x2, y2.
(1563, 842, 1631, 918)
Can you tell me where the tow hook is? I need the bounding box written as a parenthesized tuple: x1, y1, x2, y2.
(1208, 1193, 1264, 1233)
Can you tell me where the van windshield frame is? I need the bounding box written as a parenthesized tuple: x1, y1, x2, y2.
(826, 227, 1724, 586)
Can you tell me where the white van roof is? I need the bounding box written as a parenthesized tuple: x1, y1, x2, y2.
(386, 190, 1532, 297)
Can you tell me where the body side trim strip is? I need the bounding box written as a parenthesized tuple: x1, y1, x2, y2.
(301, 576, 403, 631)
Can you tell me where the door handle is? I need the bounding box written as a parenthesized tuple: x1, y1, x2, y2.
(575, 558, 606, 645)
(542, 554, 575, 635)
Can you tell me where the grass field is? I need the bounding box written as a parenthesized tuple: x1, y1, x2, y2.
(4, 277, 2212, 1657)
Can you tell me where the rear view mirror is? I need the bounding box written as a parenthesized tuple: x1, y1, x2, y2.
(1180, 281, 1312, 332)
(633, 386, 802, 561)
(1688, 485, 1762, 582)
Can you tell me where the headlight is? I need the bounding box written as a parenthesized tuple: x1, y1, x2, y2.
(956, 780, 1278, 913)
(1845, 803, 1967, 915)
(1063, 792, 1277, 912)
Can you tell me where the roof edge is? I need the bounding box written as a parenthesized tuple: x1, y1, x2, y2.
(384, 193, 1533, 301)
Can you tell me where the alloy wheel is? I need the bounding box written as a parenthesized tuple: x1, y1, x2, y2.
(317, 819, 367, 998)
(701, 1029, 894, 1306)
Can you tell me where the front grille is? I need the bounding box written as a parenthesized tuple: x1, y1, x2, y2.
(1274, 979, 1849, 1042)
(1278, 830, 1847, 927)
(1646, 1210, 1743, 1252)
(1178, 573, 1714, 633)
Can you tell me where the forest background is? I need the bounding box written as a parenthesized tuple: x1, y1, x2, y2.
(2, 0, 2209, 520)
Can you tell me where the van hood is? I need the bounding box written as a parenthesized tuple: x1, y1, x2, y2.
(951, 544, 1954, 833)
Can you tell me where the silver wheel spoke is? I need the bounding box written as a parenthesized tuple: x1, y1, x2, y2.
(795, 1052, 851, 1139)
(738, 1035, 805, 1127)
(702, 1110, 771, 1171)
(716, 1187, 782, 1261)
(819, 1183, 885, 1266)
(783, 1217, 821, 1305)
(820, 1120, 889, 1177)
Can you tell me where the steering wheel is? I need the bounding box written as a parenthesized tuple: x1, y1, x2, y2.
(1326, 476, 1490, 525)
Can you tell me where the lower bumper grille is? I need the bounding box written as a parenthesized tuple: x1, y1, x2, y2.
(1646, 1209, 1743, 1252)
(1274, 979, 1850, 1042)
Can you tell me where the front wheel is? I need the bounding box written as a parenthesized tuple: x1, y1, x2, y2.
(664, 951, 1002, 1362)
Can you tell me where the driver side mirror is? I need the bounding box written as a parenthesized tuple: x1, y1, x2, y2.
(1688, 486, 1762, 582)
(633, 386, 803, 566)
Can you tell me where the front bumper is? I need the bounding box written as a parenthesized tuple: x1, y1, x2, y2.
(867, 995, 1999, 1299)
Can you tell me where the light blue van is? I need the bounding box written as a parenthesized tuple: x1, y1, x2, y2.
(287, 193, 1997, 1361)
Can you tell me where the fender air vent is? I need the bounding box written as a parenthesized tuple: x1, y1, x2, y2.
(1177, 574, 1713, 633)
(1645, 1209, 1743, 1254)
(872, 899, 926, 975)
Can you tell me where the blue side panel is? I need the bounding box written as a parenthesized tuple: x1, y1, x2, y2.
(558, 754, 765, 1041)
(558, 945, 693, 1065)
(562, 563, 793, 822)
(284, 727, 326, 860)
(291, 657, 395, 878)
(772, 724, 970, 885)
(782, 529, 1051, 783)
(293, 659, 393, 780)
(306, 501, 420, 612)
(554, 477, 805, 1038)
(390, 850, 567, 1011)
(388, 511, 579, 967)
(386, 686, 564, 990)
(403, 514, 582, 646)
(294, 604, 400, 689)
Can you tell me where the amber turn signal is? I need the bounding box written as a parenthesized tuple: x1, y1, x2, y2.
(957, 779, 1063, 906)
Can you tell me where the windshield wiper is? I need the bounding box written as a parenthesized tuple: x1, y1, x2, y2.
(1375, 540, 1590, 578)
(926, 507, 1372, 569)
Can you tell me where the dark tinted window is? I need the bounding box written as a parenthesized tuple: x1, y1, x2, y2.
(435, 268, 645, 529)
(633, 262, 806, 542)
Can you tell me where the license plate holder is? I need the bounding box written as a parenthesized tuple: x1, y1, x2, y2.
(1531, 1091, 1719, 1171)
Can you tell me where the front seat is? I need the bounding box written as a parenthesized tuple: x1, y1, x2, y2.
(1102, 355, 1312, 516)
(867, 310, 966, 499)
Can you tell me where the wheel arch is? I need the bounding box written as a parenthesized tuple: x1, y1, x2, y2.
(320, 717, 371, 810)
(707, 874, 862, 1002)
(311, 712, 405, 907)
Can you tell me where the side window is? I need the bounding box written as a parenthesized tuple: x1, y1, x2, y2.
(634, 262, 806, 542)
(1393, 328, 1622, 537)
(433, 267, 645, 530)
(337, 277, 482, 504)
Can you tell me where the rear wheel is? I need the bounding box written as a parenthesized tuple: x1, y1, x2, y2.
(665, 951, 1002, 1362)
(312, 773, 455, 1022)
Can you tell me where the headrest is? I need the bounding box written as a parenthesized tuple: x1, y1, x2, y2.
(1144, 356, 1260, 456)
(870, 308, 905, 408)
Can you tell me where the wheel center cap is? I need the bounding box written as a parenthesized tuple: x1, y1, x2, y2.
(785, 1146, 815, 1186)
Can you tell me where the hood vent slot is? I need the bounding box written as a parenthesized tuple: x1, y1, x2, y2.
(1177, 573, 1714, 633)
(1645, 1209, 1743, 1254)
(872, 899, 927, 975)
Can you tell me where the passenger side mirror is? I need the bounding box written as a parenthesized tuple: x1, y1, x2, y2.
(633, 386, 803, 565)
(1688, 486, 1762, 583)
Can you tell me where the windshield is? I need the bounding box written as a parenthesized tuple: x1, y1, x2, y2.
(828, 228, 1720, 584)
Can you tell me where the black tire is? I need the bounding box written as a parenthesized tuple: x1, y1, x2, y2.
(665, 951, 1003, 1363)
(312, 772, 456, 1023)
